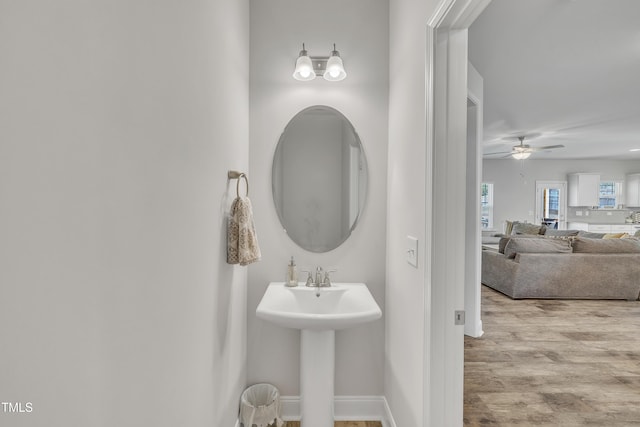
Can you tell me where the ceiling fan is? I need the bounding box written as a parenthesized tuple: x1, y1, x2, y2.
(485, 135, 565, 159)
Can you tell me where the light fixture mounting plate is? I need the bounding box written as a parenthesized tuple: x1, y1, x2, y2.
(310, 56, 329, 76)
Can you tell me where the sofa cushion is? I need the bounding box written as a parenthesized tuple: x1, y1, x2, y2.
(544, 229, 579, 237)
(482, 235, 502, 245)
(498, 236, 510, 254)
(572, 237, 640, 253)
(498, 234, 538, 254)
(577, 230, 606, 239)
(512, 222, 544, 235)
(504, 237, 573, 259)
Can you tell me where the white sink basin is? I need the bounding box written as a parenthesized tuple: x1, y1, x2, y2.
(257, 282, 382, 426)
(256, 282, 381, 330)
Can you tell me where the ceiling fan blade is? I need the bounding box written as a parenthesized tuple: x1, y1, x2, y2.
(528, 144, 565, 152)
(484, 151, 513, 156)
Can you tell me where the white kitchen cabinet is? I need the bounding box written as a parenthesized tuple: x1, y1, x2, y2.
(628, 224, 640, 236)
(626, 174, 640, 207)
(568, 173, 600, 207)
(567, 222, 640, 234)
(588, 224, 612, 232)
(611, 224, 633, 233)
(567, 222, 589, 231)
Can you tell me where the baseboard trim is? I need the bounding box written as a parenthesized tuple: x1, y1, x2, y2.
(280, 396, 301, 421)
(236, 395, 396, 427)
(277, 395, 396, 427)
(381, 397, 397, 427)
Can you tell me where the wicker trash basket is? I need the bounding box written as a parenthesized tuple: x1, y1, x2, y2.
(239, 383, 284, 427)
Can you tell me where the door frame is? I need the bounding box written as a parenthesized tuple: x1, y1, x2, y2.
(535, 180, 568, 230)
(423, 0, 491, 425)
(465, 92, 484, 339)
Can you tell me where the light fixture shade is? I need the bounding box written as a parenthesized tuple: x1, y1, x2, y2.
(323, 45, 347, 81)
(512, 151, 531, 160)
(293, 44, 316, 81)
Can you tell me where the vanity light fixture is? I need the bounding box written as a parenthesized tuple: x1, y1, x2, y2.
(323, 44, 347, 81)
(292, 43, 316, 81)
(292, 43, 347, 82)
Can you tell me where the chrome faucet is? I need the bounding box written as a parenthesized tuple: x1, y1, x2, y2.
(315, 266, 324, 287)
(303, 267, 335, 288)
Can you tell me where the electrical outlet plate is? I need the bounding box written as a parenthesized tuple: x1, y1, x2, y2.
(407, 236, 418, 268)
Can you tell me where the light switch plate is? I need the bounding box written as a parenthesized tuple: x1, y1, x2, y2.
(407, 236, 418, 268)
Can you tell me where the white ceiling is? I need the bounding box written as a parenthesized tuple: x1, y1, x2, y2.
(469, 0, 640, 160)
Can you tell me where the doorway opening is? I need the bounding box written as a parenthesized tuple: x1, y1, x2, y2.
(535, 180, 567, 230)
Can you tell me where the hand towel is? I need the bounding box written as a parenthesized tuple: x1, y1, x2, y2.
(227, 196, 261, 266)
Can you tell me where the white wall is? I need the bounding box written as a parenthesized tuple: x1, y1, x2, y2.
(386, 0, 441, 425)
(484, 159, 640, 232)
(248, 0, 388, 397)
(0, 1, 249, 426)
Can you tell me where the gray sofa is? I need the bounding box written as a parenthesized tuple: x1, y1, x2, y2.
(482, 236, 640, 300)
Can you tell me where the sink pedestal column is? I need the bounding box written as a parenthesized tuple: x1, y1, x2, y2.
(300, 329, 335, 427)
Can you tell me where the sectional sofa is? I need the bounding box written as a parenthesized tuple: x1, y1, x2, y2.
(482, 236, 640, 300)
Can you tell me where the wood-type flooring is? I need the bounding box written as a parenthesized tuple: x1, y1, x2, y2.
(465, 285, 640, 426)
(284, 422, 380, 427)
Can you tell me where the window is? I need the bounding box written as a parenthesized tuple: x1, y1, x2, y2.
(481, 183, 494, 230)
(599, 181, 622, 208)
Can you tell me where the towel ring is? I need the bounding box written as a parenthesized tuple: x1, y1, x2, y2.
(236, 173, 249, 197)
(228, 170, 249, 197)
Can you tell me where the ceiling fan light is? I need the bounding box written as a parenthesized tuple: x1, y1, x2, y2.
(512, 151, 531, 160)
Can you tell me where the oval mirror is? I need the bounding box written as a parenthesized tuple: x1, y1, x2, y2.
(272, 106, 368, 252)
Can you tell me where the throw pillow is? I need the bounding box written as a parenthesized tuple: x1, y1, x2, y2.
(503, 237, 573, 259)
(603, 232, 629, 239)
(544, 229, 579, 237)
(505, 220, 515, 235)
(572, 237, 640, 253)
(512, 222, 543, 236)
(577, 230, 606, 239)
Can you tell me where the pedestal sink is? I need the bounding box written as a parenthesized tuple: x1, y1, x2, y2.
(256, 282, 382, 427)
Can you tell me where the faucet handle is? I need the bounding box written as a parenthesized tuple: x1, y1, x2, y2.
(323, 269, 337, 286)
(301, 270, 314, 287)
